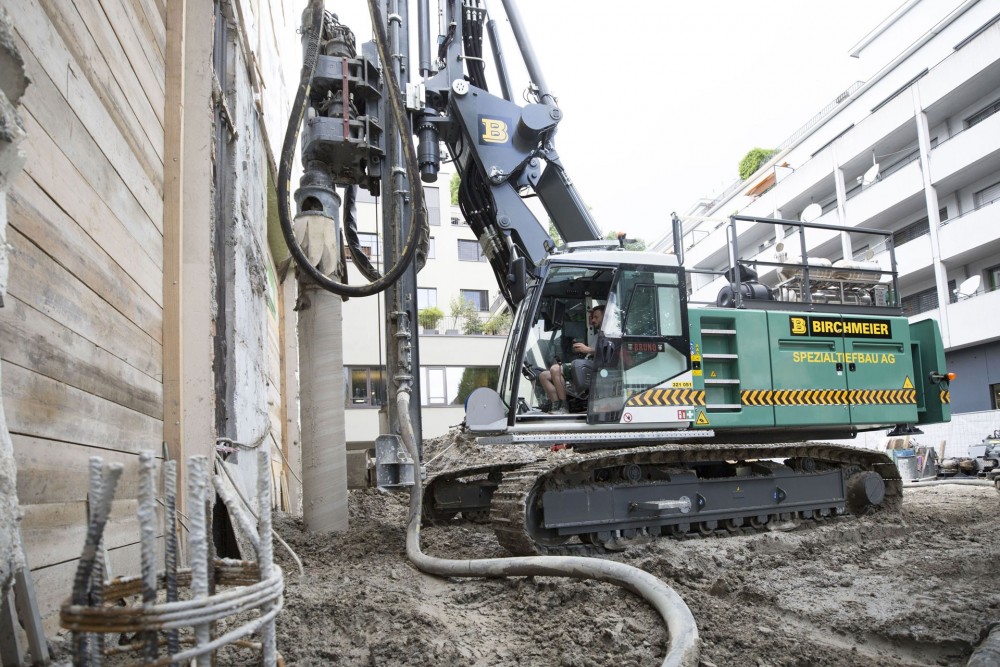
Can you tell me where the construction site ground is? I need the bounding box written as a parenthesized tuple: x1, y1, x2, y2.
(258, 432, 999, 667)
(46, 432, 998, 666)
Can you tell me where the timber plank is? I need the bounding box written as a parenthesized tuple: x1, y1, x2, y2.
(2, 362, 162, 453)
(34, 0, 164, 170)
(6, 226, 161, 377)
(119, 0, 166, 71)
(17, 114, 163, 293)
(22, 500, 150, 569)
(9, 178, 162, 335)
(90, 0, 166, 122)
(0, 295, 162, 420)
(10, 0, 164, 225)
(13, 436, 144, 506)
(32, 540, 161, 635)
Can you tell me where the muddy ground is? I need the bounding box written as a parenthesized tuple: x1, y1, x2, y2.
(48, 431, 1000, 666)
(260, 432, 1000, 667)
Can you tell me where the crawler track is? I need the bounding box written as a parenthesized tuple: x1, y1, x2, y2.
(487, 443, 901, 556)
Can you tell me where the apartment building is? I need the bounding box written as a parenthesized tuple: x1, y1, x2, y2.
(661, 0, 1000, 415)
(341, 168, 507, 446)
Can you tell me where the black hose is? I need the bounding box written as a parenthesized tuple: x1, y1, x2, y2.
(277, 0, 426, 297)
(342, 185, 382, 282)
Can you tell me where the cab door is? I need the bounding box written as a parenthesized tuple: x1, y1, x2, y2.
(591, 266, 690, 424)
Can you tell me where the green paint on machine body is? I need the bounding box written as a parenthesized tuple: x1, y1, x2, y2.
(688, 308, 949, 431)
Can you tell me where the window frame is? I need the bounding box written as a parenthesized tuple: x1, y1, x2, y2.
(458, 239, 486, 262)
(461, 288, 490, 311)
(417, 287, 438, 310)
(346, 366, 387, 408)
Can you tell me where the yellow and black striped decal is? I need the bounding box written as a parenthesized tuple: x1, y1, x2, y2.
(625, 389, 706, 407)
(740, 389, 917, 406)
(940, 390, 951, 404)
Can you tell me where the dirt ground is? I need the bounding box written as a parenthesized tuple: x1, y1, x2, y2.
(46, 431, 1000, 666)
(262, 431, 1000, 667)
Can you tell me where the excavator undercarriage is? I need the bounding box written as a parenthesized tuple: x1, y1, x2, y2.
(424, 441, 900, 556)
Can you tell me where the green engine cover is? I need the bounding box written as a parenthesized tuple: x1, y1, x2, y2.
(688, 308, 949, 431)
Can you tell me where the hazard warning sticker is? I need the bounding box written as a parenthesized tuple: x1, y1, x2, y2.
(695, 411, 711, 426)
(903, 376, 914, 389)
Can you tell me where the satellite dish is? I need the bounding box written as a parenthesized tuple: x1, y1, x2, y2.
(800, 203, 822, 223)
(864, 249, 875, 260)
(954, 275, 981, 299)
(862, 163, 880, 185)
(775, 242, 785, 252)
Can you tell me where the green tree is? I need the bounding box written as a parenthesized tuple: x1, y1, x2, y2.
(449, 296, 482, 334)
(483, 310, 512, 335)
(548, 221, 563, 247)
(418, 306, 444, 330)
(738, 147, 778, 180)
(452, 367, 500, 405)
(450, 172, 460, 206)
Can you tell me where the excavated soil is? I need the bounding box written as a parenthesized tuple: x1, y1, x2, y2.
(48, 430, 1000, 666)
(263, 431, 1000, 667)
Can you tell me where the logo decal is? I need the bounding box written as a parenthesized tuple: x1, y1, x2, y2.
(789, 316, 892, 339)
(479, 117, 510, 144)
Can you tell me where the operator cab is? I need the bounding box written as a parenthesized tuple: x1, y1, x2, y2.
(473, 250, 692, 432)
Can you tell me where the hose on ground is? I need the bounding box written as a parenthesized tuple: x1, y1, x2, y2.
(903, 478, 995, 488)
(276, 0, 426, 297)
(396, 391, 700, 667)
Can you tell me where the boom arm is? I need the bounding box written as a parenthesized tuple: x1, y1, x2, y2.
(416, 0, 602, 302)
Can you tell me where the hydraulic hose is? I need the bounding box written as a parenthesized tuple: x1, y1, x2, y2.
(396, 391, 700, 667)
(277, 0, 427, 297)
(903, 478, 995, 488)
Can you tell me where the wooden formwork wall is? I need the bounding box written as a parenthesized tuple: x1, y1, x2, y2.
(3, 0, 302, 633)
(4, 0, 166, 629)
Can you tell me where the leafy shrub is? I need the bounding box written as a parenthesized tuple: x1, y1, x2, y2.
(738, 147, 778, 180)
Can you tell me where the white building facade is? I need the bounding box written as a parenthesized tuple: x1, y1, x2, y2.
(665, 0, 1000, 417)
(341, 169, 507, 453)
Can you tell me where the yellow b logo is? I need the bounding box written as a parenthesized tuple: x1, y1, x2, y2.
(790, 317, 807, 335)
(481, 118, 509, 143)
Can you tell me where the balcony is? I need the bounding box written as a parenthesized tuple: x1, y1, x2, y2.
(929, 111, 1000, 192)
(939, 199, 1000, 265)
(919, 21, 1000, 117)
(843, 158, 925, 229)
(912, 288, 1000, 350)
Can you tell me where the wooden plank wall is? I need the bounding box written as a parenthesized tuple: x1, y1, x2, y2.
(5, 0, 165, 631)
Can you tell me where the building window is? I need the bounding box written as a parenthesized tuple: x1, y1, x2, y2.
(356, 232, 381, 259)
(892, 209, 946, 248)
(965, 98, 1000, 130)
(461, 289, 489, 311)
(973, 181, 1000, 209)
(991, 383, 1000, 410)
(420, 366, 499, 406)
(901, 280, 956, 316)
(346, 367, 386, 408)
(417, 287, 437, 310)
(428, 237, 435, 259)
(986, 265, 1000, 292)
(451, 215, 465, 226)
(458, 239, 486, 262)
(425, 186, 440, 225)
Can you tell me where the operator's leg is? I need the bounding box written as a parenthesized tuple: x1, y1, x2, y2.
(538, 369, 558, 405)
(550, 363, 567, 401)
(548, 363, 568, 413)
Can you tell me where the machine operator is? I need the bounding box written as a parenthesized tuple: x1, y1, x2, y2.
(539, 304, 605, 414)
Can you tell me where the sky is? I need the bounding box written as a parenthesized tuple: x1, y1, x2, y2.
(328, 1, 902, 245)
